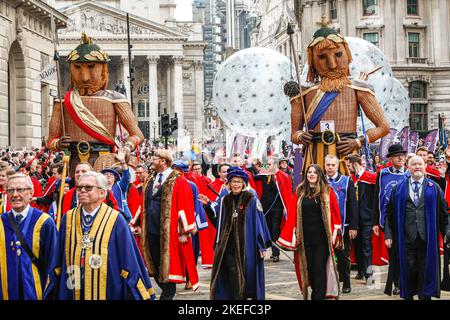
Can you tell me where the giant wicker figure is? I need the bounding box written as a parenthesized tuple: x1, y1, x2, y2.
(48, 33, 143, 175)
(285, 26, 389, 174)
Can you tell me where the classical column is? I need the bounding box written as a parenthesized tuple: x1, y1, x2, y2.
(165, 59, 172, 114)
(173, 56, 184, 137)
(193, 60, 204, 139)
(147, 55, 159, 138)
(121, 56, 131, 104)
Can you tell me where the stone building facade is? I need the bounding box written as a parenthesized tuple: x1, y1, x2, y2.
(0, 0, 67, 148)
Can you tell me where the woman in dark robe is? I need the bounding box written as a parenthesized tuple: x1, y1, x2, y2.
(198, 166, 271, 300)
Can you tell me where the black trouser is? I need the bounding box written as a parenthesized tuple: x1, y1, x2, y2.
(335, 229, 351, 288)
(405, 237, 430, 300)
(220, 248, 242, 300)
(354, 225, 373, 278)
(305, 244, 329, 300)
(265, 207, 283, 257)
(148, 234, 177, 300)
(388, 246, 400, 287)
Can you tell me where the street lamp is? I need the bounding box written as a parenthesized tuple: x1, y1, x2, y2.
(152, 122, 157, 144)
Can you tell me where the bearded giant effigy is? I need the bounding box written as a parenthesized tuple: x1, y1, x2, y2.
(48, 33, 143, 175)
(285, 25, 390, 174)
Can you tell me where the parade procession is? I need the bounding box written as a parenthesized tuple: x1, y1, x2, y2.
(2, 0, 450, 305)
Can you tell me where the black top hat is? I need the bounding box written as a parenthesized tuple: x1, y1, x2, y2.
(386, 144, 407, 158)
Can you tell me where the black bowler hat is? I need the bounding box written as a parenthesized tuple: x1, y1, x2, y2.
(386, 144, 407, 158)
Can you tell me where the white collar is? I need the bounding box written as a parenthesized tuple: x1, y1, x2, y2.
(392, 166, 405, 173)
(158, 167, 172, 179)
(411, 175, 425, 185)
(12, 204, 31, 219)
(329, 172, 339, 180)
(82, 204, 101, 217)
(357, 167, 365, 178)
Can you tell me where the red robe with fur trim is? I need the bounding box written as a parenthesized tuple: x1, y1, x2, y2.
(277, 188, 341, 299)
(141, 171, 199, 288)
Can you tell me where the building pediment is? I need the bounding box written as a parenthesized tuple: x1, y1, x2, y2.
(58, 0, 188, 40)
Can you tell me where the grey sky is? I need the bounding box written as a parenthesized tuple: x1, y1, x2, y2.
(174, 0, 193, 21)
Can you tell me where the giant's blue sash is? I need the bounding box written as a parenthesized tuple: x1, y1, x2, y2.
(307, 91, 340, 130)
(329, 175, 350, 232)
(378, 168, 410, 227)
(394, 178, 439, 299)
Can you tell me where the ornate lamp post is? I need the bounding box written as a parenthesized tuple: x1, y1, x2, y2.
(152, 122, 157, 144)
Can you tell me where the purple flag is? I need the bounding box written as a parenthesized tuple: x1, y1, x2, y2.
(293, 147, 303, 188)
(398, 127, 409, 153)
(423, 129, 439, 153)
(379, 128, 398, 162)
(408, 131, 419, 154)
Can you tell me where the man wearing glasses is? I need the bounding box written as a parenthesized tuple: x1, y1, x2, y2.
(44, 171, 155, 300)
(0, 173, 57, 300)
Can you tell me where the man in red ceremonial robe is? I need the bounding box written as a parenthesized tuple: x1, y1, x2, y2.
(185, 164, 220, 270)
(130, 164, 150, 253)
(347, 155, 386, 285)
(141, 150, 199, 300)
(205, 164, 230, 201)
(253, 157, 293, 262)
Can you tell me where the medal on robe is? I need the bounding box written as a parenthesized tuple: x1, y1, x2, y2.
(16, 249, 21, 257)
(81, 233, 93, 250)
(232, 210, 238, 218)
(89, 254, 103, 269)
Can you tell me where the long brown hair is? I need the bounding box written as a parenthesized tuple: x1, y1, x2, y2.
(297, 164, 329, 199)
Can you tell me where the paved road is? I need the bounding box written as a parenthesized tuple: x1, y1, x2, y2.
(150, 251, 450, 300)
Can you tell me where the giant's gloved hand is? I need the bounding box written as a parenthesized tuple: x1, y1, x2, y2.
(336, 138, 359, 156)
(298, 131, 313, 147)
(56, 135, 71, 150)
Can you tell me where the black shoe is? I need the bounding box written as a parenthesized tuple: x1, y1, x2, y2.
(393, 287, 400, 295)
(354, 272, 364, 280)
(272, 256, 280, 262)
(270, 254, 274, 260)
(342, 287, 352, 294)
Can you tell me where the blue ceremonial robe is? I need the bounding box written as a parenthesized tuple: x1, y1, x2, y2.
(111, 168, 132, 221)
(209, 190, 271, 300)
(44, 203, 156, 300)
(378, 168, 410, 227)
(389, 178, 445, 299)
(0, 207, 57, 300)
(329, 175, 350, 232)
